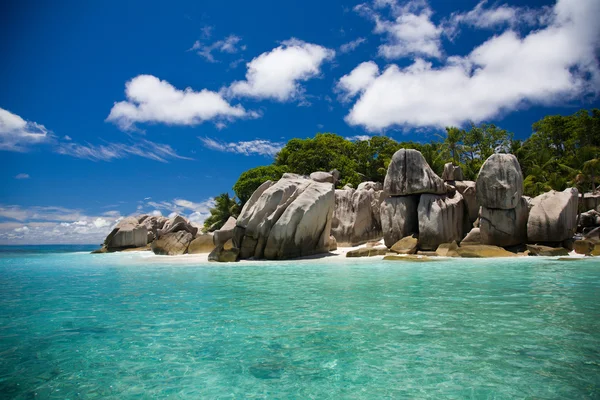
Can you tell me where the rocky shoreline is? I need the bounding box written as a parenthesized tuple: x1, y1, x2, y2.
(92, 149, 600, 260)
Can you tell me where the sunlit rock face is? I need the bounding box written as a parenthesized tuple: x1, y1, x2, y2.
(527, 188, 579, 243)
(235, 175, 335, 260)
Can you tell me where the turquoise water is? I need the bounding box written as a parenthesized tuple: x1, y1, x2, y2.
(1, 246, 599, 399)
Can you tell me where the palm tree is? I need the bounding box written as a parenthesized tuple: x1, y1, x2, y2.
(203, 193, 240, 232)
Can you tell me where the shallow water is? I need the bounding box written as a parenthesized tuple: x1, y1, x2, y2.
(1, 246, 599, 399)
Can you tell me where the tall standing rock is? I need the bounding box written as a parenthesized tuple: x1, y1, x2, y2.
(383, 149, 446, 196)
(417, 192, 464, 250)
(442, 162, 464, 181)
(527, 188, 579, 242)
(480, 196, 529, 247)
(331, 182, 383, 246)
(380, 196, 419, 247)
(476, 154, 524, 210)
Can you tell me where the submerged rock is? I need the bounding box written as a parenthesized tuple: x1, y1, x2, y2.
(476, 154, 524, 210)
(383, 149, 446, 196)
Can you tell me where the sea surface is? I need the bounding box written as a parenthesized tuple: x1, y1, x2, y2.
(1, 245, 599, 399)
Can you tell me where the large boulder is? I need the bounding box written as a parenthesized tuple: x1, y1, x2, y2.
(417, 192, 464, 250)
(579, 210, 600, 229)
(480, 197, 529, 247)
(236, 176, 335, 260)
(263, 181, 334, 259)
(383, 149, 446, 196)
(104, 217, 148, 250)
(213, 216, 237, 246)
(442, 163, 464, 181)
(331, 184, 383, 246)
(456, 244, 518, 258)
(151, 231, 193, 255)
(310, 171, 334, 184)
(380, 196, 419, 247)
(188, 233, 215, 254)
(346, 246, 388, 257)
(583, 193, 600, 211)
(158, 215, 198, 237)
(208, 239, 239, 262)
(476, 154, 524, 210)
(390, 235, 418, 255)
(527, 188, 578, 242)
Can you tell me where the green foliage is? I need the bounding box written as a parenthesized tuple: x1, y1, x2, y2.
(207, 108, 600, 222)
(203, 193, 240, 232)
(233, 165, 287, 205)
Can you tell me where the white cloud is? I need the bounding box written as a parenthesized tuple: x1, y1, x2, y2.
(345, 135, 372, 142)
(15, 173, 30, 179)
(355, 0, 442, 59)
(227, 39, 335, 101)
(190, 34, 245, 63)
(107, 75, 252, 130)
(93, 218, 111, 228)
(340, 37, 367, 53)
(150, 210, 162, 217)
(14, 226, 29, 233)
(0, 107, 51, 152)
(337, 61, 380, 100)
(339, 0, 600, 131)
(55, 139, 191, 163)
(444, 0, 551, 38)
(200, 137, 284, 157)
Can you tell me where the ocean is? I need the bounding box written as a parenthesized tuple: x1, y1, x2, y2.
(0, 245, 599, 398)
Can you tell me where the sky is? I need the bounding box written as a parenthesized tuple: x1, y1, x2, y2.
(1, 0, 599, 244)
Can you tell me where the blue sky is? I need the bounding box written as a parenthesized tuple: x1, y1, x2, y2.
(1, 0, 599, 244)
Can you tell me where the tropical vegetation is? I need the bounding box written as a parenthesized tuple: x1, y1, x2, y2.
(204, 109, 600, 231)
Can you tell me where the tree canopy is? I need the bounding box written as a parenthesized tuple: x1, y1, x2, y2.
(204, 108, 600, 231)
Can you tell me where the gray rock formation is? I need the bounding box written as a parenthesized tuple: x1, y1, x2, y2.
(188, 233, 215, 254)
(310, 171, 335, 183)
(480, 197, 529, 247)
(380, 195, 419, 247)
(331, 183, 383, 246)
(158, 215, 198, 237)
(417, 192, 465, 250)
(462, 227, 481, 244)
(527, 188, 579, 242)
(213, 216, 237, 246)
(104, 217, 148, 250)
(454, 181, 478, 225)
(151, 231, 193, 255)
(383, 149, 446, 196)
(476, 154, 524, 210)
(442, 162, 464, 181)
(236, 176, 335, 260)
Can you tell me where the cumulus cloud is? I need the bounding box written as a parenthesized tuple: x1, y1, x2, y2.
(0, 107, 51, 152)
(15, 173, 30, 179)
(199, 137, 284, 157)
(444, 0, 551, 38)
(0, 205, 123, 244)
(340, 37, 367, 53)
(339, 0, 600, 131)
(190, 34, 245, 63)
(355, 0, 442, 59)
(107, 75, 252, 130)
(227, 39, 335, 101)
(55, 139, 191, 163)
